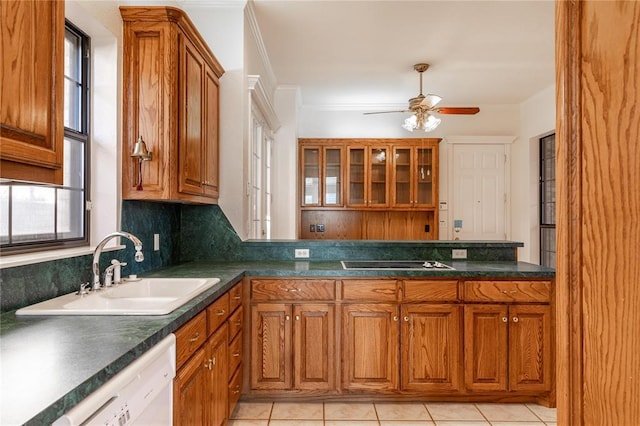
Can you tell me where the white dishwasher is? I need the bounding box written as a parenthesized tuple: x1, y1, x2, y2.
(54, 334, 176, 426)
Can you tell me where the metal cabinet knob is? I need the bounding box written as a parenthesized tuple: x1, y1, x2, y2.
(512, 317, 519, 323)
(188, 332, 201, 343)
(403, 316, 410, 322)
(501, 317, 508, 323)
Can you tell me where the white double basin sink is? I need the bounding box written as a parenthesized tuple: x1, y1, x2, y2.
(16, 277, 220, 316)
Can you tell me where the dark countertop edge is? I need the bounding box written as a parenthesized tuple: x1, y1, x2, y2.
(242, 239, 526, 248)
(4, 260, 552, 425)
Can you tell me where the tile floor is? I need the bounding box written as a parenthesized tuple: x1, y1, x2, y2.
(229, 401, 557, 426)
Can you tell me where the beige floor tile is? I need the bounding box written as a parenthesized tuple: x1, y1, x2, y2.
(433, 422, 490, 426)
(325, 422, 380, 426)
(231, 402, 274, 420)
(545, 423, 557, 426)
(325, 402, 378, 420)
(491, 423, 545, 426)
(379, 421, 435, 426)
(268, 421, 324, 426)
(526, 404, 558, 422)
(425, 403, 485, 421)
(270, 402, 324, 420)
(228, 420, 269, 426)
(475, 403, 539, 422)
(375, 403, 431, 421)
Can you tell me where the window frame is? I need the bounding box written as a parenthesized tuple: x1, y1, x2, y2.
(539, 133, 556, 268)
(0, 20, 91, 255)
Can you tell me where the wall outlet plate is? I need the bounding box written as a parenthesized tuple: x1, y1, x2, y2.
(153, 233, 160, 251)
(295, 248, 310, 258)
(452, 249, 467, 259)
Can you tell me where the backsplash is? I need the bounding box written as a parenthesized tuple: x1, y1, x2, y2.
(1, 201, 522, 313)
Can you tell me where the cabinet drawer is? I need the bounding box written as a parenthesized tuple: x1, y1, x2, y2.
(175, 310, 207, 368)
(228, 366, 243, 416)
(228, 332, 242, 374)
(464, 280, 551, 303)
(228, 306, 243, 342)
(229, 283, 242, 312)
(342, 280, 398, 301)
(403, 280, 459, 302)
(207, 292, 230, 334)
(251, 279, 335, 300)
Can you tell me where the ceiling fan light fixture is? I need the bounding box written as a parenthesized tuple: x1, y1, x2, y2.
(402, 112, 441, 132)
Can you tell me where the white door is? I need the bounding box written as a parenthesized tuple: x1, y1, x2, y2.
(451, 145, 506, 240)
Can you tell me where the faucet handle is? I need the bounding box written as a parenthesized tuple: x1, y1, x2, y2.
(110, 259, 127, 284)
(76, 282, 91, 296)
(103, 265, 115, 287)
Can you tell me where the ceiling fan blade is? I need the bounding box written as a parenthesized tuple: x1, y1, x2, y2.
(419, 94, 442, 108)
(433, 107, 480, 115)
(363, 110, 409, 115)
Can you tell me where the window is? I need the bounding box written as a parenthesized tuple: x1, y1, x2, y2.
(249, 112, 273, 239)
(0, 21, 90, 253)
(539, 133, 555, 267)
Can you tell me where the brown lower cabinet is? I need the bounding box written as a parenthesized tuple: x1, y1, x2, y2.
(246, 277, 554, 406)
(173, 283, 243, 425)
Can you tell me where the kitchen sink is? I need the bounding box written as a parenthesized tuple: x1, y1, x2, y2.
(15, 277, 220, 316)
(341, 260, 455, 270)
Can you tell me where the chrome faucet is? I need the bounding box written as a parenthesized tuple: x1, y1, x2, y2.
(92, 231, 144, 290)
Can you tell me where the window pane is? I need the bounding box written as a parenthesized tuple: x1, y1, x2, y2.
(0, 186, 9, 244)
(64, 29, 81, 80)
(64, 78, 81, 130)
(11, 186, 55, 243)
(64, 137, 85, 189)
(57, 189, 84, 239)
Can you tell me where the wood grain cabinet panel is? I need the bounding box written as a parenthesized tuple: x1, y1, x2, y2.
(464, 304, 552, 393)
(403, 280, 459, 302)
(401, 304, 462, 392)
(1, 0, 64, 184)
(250, 303, 292, 390)
(293, 304, 335, 390)
(174, 347, 207, 426)
(251, 279, 335, 300)
(342, 279, 398, 302)
(120, 6, 223, 204)
(206, 324, 229, 426)
(464, 280, 551, 303)
(342, 303, 399, 392)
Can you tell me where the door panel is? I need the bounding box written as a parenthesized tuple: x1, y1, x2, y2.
(293, 304, 335, 390)
(251, 304, 292, 390)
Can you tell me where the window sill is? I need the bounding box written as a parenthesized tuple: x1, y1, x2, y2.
(0, 245, 125, 269)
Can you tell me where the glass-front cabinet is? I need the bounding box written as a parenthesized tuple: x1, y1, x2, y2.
(393, 146, 436, 207)
(347, 146, 389, 207)
(300, 146, 343, 206)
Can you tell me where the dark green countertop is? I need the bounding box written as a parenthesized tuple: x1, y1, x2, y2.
(0, 260, 553, 425)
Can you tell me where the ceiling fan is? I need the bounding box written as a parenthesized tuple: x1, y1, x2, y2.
(364, 63, 480, 132)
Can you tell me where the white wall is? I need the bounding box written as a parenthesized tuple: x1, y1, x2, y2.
(512, 85, 556, 263)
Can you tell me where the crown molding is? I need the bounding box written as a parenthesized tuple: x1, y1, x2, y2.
(244, 0, 277, 88)
(248, 75, 280, 131)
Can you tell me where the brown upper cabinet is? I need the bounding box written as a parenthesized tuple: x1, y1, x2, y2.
(120, 6, 224, 204)
(1, 0, 65, 184)
(298, 138, 440, 240)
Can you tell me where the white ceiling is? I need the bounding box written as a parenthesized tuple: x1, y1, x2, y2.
(251, 0, 555, 112)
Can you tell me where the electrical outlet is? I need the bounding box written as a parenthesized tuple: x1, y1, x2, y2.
(295, 248, 310, 258)
(316, 224, 325, 232)
(309, 224, 316, 232)
(452, 249, 467, 259)
(154, 233, 160, 251)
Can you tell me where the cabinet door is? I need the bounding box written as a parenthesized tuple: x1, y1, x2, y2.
(323, 147, 343, 206)
(392, 147, 413, 207)
(174, 347, 207, 425)
(0, 0, 64, 184)
(342, 303, 399, 391)
(301, 147, 321, 206)
(347, 147, 366, 206)
(251, 304, 292, 390)
(415, 147, 435, 206)
(368, 147, 389, 207)
(207, 323, 229, 426)
(464, 304, 508, 392)
(203, 64, 219, 198)
(402, 304, 462, 392)
(293, 304, 335, 390)
(509, 304, 552, 392)
(179, 35, 205, 196)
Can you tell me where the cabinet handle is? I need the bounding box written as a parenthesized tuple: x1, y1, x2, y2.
(502, 289, 518, 294)
(204, 359, 213, 370)
(233, 295, 241, 300)
(233, 352, 240, 357)
(188, 332, 201, 343)
(285, 315, 290, 321)
(501, 317, 508, 323)
(235, 320, 242, 326)
(280, 287, 301, 292)
(403, 316, 410, 322)
(216, 309, 226, 316)
(295, 315, 300, 321)
(512, 317, 519, 323)
(393, 315, 399, 321)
